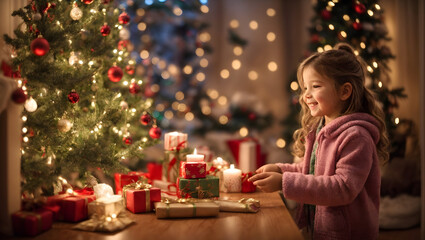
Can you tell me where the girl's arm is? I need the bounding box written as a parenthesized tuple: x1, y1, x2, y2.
(276, 159, 304, 173)
(281, 130, 375, 206)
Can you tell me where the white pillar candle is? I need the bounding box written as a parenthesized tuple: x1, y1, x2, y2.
(186, 148, 204, 162)
(239, 140, 257, 172)
(223, 164, 242, 192)
(164, 131, 187, 150)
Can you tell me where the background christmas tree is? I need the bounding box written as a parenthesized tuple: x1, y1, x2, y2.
(282, 0, 407, 160)
(121, 0, 272, 137)
(4, 0, 161, 196)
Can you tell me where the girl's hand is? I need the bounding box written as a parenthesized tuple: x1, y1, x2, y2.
(255, 164, 282, 174)
(248, 172, 282, 192)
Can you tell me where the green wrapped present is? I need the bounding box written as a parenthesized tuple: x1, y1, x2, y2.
(177, 175, 219, 199)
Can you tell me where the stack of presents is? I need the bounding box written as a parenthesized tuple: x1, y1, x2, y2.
(11, 132, 264, 236)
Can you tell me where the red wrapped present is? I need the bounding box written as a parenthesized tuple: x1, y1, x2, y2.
(147, 162, 163, 180)
(42, 205, 61, 221)
(227, 138, 266, 173)
(241, 172, 256, 193)
(125, 187, 161, 213)
(58, 195, 95, 222)
(12, 208, 53, 237)
(114, 172, 148, 195)
(179, 161, 207, 179)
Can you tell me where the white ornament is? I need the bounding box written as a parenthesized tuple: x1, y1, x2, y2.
(57, 119, 73, 132)
(93, 183, 114, 199)
(24, 97, 38, 112)
(70, 5, 83, 21)
(119, 28, 130, 40)
(120, 100, 128, 110)
(69, 51, 79, 65)
(33, 13, 42, 21)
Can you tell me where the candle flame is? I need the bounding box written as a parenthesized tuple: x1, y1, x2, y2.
(217, 157, 223, 163)
(230, 164, 235, 169)
(193, 148, 197, 155)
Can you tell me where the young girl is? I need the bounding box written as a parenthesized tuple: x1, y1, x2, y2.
(249, 43, 389, 240)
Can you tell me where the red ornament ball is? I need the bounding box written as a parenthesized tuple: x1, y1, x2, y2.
(353, 22, 362, 31)
(129, 82, 140, 94)
(149, 126, 162, 139)
(118, 12, 130, 25)
(67, 90, 80, 104)
(82, 0, 94, 4)
(118, 40, 128, 50)
(123, 136, 133, 145)
(248, 113, 257, 121)
(11, 88, 27, 104)
(30, 37, 50, 56)
(108, 66, 123, 82)
(320, 9, 331, 20)
(354, 3, 366, 14)
(100, 24, 111, 36)
(126, 65, 135, 75)
(140, 113, 152, 126)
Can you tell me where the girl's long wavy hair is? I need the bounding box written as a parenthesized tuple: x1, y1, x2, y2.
(292, 43, 389, 165)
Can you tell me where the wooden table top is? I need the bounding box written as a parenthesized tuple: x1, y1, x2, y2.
(5, 191, 303, 240)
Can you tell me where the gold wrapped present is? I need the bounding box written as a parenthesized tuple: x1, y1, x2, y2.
(155, 198, 219, 219)
(215, 198, 260, 213)
(88, 195, 124, 218)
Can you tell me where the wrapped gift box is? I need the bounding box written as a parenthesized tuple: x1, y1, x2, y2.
(155, 201, 219, 218)
(114, 172, 147, 195)
(12, 208, 53, 237)
(59, 195, 95, 222)
(125, 187, 161, 213)
(227, 138, 266, 173)
(241, 172, 256, 193)
(88, 195, 124, 218)
(179, 161, 207, 179)
(177, 176, 219, 199)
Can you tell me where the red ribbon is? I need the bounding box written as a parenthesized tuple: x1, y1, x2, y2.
(166, 140, 187, 182)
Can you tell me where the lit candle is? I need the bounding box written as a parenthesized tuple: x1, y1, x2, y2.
(186, 148, 204, 162)
(223, 164, 242, 192)
(164, 131, 187, 150)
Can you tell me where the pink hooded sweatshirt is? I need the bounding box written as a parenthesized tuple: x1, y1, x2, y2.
(276, 113, 381, 240)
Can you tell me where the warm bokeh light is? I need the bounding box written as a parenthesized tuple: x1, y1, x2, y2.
(248, 71, 258, 81)
(324, 45, 332, 51)
(195, 48, 205, 57)
(175, 91, 184, 101)
(208, 89, 219, 99)
(249, 20, 258, 30)
(219, 115, 229, 124)
(276, 138, 286, 148)
(140, 50, 149, 59)
(266, 32, 276, 42)
(173, 7, 183, 16)
(268, 61, 278, 72)
(230, 19, 239, 28)
(218, 96, 227, 105)
(185, 112, 194, 121)
(199, 32, 211, 42)
(200, 5, 209, 13)
(137, 22, 147, 31)
(164, 110, 174, 119)
(232, 59, 241, 70)
(183, 65, 193, 74)
(266, 8, 276, 17)
(239, 127, 249, 137)
(200, 58, 209, 68)
(196, 72, 206, 82)
(220, 69, 230, 79)
(290, 81, 299, 91)
(233, 46, 243, 56)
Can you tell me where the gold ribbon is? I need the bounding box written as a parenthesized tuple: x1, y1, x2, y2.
(122, 180, 152, 211)
(238, 198, 261, 212)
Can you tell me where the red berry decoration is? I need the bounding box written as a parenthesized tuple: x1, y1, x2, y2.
(118, 12, 130, 25)
(149, 126, 161, 139)
(67, 90, 80, 104)
(126, 65, 135, 75)
(129, 82, 140, 94)
(354, 3, 366, 14)
(123, 136, 133, 145)
(11, 88, 27, 104)
(30, 36, 50, 56)
(118, 40, 128, 50)
(100, 24, 111, 36)
(320, 9, 331, 20)
(353, 22, 362, 31)
(82, 0, 94, 4)
(140, 113, 152, 126)
(108, 66, 123, 82)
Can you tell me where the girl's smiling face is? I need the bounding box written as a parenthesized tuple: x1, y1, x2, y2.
(302, 66, 346, 125)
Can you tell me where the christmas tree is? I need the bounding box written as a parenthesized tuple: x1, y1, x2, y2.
(282, 0, 406, 159)
(4, 0, 161, 196)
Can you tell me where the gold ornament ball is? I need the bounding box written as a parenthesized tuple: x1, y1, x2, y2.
(70, 6, 83, 21)
(57, 119, 73, 132)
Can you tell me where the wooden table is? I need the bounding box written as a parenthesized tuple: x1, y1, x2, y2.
(5, 192, 303, 240)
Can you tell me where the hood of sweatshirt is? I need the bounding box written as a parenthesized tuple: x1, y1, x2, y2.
(318, 113, 380, 144)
